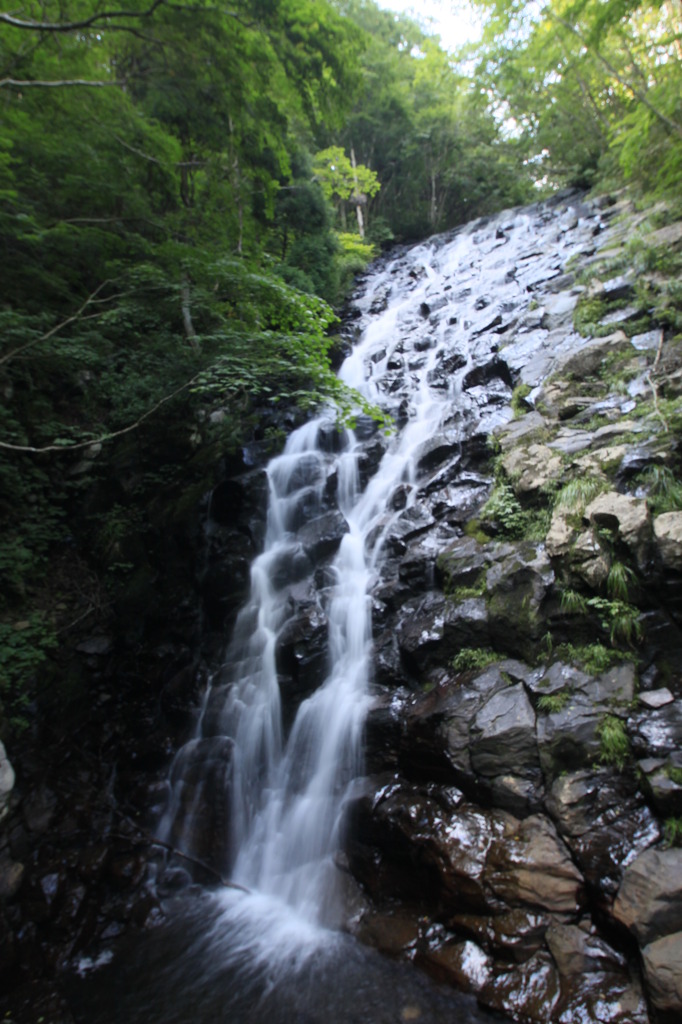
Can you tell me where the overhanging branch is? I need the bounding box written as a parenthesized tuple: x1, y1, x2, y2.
(0, 77, 123, 87)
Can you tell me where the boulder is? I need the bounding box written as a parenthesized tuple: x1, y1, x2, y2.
(419, 938, 492, 993)
(545, 509, 577, 559)
(546, 769, 660, 894)
(653, 512, 682, 570)
(638, 756, 682, 816)
(486, 543, 554, 655)
(297, 510, 349, 562)
(484, 814, 584, 914)
(613, 848, 682, 945)
(583, 492, 651, 569)
(642, 932, 682, 1015)
(558, 330, 630, 378)
(545, 921, 625, 977)
(470, 683, 539, 778)
(479, 951, 562, 1022)
(502, 443, 563, 498)
(536, 694, 601, 777)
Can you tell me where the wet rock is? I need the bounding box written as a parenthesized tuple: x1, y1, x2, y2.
(480, 951, 562, 1021)
(628, 701, 682, 757)
(640, 688, 674, 709)
(545, 509, 576, 559)
(613, 848, 682, 944)
(23, 785, 58, 835)
(638, 757, 682, 816)
(276, 604, 329, 697)
(486, 544, 554, 655)
(75, 635, 113, 655)
(419, 937, 492, 992)
(267, 545, 313, 591)
(0, 857, 24, 899)
(357, 907, 421, 953)
(415, 432, 461, 474)
(526, 660, 590, 699)
(470, 684, 539, 779)
(570, 527, 611, 589)
(558, 330, 630, 378)
(462, 356, 513, 391)
(545, 921, 625, 976)
(489, 908, 548, 963)
(161, 663, 204, 729)
(642, 932, 682, 1016)
(396, 593, 490, 676)
(496, 411, 548, 450)
(436, 536, 489, 590)
(546, 769, 660, 894)
(484, 814, 584, 914)
(297, 510, 349, 562)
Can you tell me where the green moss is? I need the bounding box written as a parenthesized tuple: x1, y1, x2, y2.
(464, 519, 492, 545)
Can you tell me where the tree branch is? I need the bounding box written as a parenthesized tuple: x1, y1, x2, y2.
(0, 77, 123, 87)
(0, 0, 168, 33)
(0, 281, 114, 367)
(550, 12, 682, 140)
(0, 372, 202, 454)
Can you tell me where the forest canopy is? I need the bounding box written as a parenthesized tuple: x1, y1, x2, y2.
(1, 0, 681, 726)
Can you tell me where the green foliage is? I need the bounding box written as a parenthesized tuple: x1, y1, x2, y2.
(560, 589, 589, 616)
(640, 465, 682, 515)
(537, 690, 571, 713)
(480, 482, 527, 538)
(587, 596, 642, 646)
(0, 617, 57, 730)
(511, 383, 533, 419)
(606, 561, 637, 602)
(597, 714, 631, 770)
(452, 647, 501, 673)
(664, 817, 682, 848)
(555, 476, 606, 512)
(468, 0, 682, 200)
(480, 482, 551, 541)
(555, 642, 626, 675)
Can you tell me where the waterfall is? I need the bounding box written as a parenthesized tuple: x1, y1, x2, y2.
(158, 198, 585, 931)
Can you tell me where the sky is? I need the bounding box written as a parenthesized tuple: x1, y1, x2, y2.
(373, 0, 483, 51)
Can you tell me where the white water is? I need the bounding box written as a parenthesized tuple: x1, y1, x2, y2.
(159, 197, 595, 939)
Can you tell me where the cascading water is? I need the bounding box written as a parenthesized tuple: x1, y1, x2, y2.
(159, 201, 589, 929)
(159, 226, 493, 929)
(78, 195, 608, 1024)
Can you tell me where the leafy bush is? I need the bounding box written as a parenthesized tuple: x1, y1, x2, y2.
(597, 715, 630, 770)
(452, 647, 501, 673)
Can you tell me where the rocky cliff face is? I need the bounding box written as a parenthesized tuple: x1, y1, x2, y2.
(2, 189, 682, 1024)
(333, 192, 682, 1022)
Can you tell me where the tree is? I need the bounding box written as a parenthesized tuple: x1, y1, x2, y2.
(468, 0, 682, 195)
(312, 145, 380, 235)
